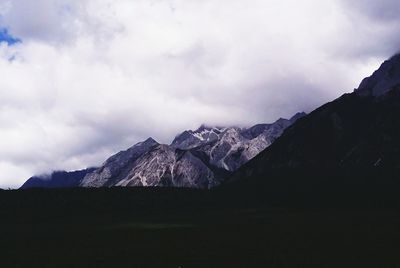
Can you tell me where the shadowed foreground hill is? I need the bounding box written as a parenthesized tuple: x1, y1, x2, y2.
(2, 181, 400, 268)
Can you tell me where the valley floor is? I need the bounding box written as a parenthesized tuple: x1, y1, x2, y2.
(1, 186, 400, 268)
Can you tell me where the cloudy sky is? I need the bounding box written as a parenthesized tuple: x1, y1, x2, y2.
(0, 0, 399, 188)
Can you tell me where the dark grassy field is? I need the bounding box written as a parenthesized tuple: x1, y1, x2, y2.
(2, 170, 400, 267)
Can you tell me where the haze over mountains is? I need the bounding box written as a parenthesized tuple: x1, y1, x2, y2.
(21, 113, 305, 189)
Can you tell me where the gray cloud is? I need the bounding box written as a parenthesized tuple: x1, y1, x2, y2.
(333, 0, 400, 59)
(0, 0, 399, 188)
(343, 0, 400, 22)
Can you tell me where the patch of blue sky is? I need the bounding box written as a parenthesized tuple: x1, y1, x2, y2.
(0, 28, 21, 45)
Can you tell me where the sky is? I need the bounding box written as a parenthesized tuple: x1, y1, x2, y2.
(0, 0, 399, 188)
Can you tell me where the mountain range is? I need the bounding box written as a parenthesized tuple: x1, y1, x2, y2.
(21, 113, 305, 189)
(21, 53, 400, 190)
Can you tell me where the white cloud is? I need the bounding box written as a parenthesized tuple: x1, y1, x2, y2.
(0, 0, 398, 188)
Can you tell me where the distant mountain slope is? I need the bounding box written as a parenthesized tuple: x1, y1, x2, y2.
(172, 113, 306, 171)
(80, 138, 159, 187)
(231, 54, 400, 182)
(78, 113, 304, 189)
(21, 112, 305, 189)
(20, 168, 96, 189)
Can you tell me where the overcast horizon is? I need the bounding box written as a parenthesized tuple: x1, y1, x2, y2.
(0, 0, 399, 188)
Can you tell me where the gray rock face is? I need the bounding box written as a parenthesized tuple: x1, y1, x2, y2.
(80, 112, 305, 189)
(171, 125, 223, 150)
(80, 138, 159, 187)
(113, 145, 217, 188)
(81, 143, 224, 189)
(355, 54, 400, 96)
(193, 113, 306, 172)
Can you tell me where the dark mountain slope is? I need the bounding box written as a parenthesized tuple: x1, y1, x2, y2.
(231, 54, 400, 182)
(20, 168, 96, 189)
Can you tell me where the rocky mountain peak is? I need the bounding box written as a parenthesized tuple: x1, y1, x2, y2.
(355, 53, 400, 97)
(290, 112, 307, 122)
(194, 124, 212, 132)
(143, 137, 158, 144)
(171, 125, 224, 150)
(22, 112, 306, 189)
